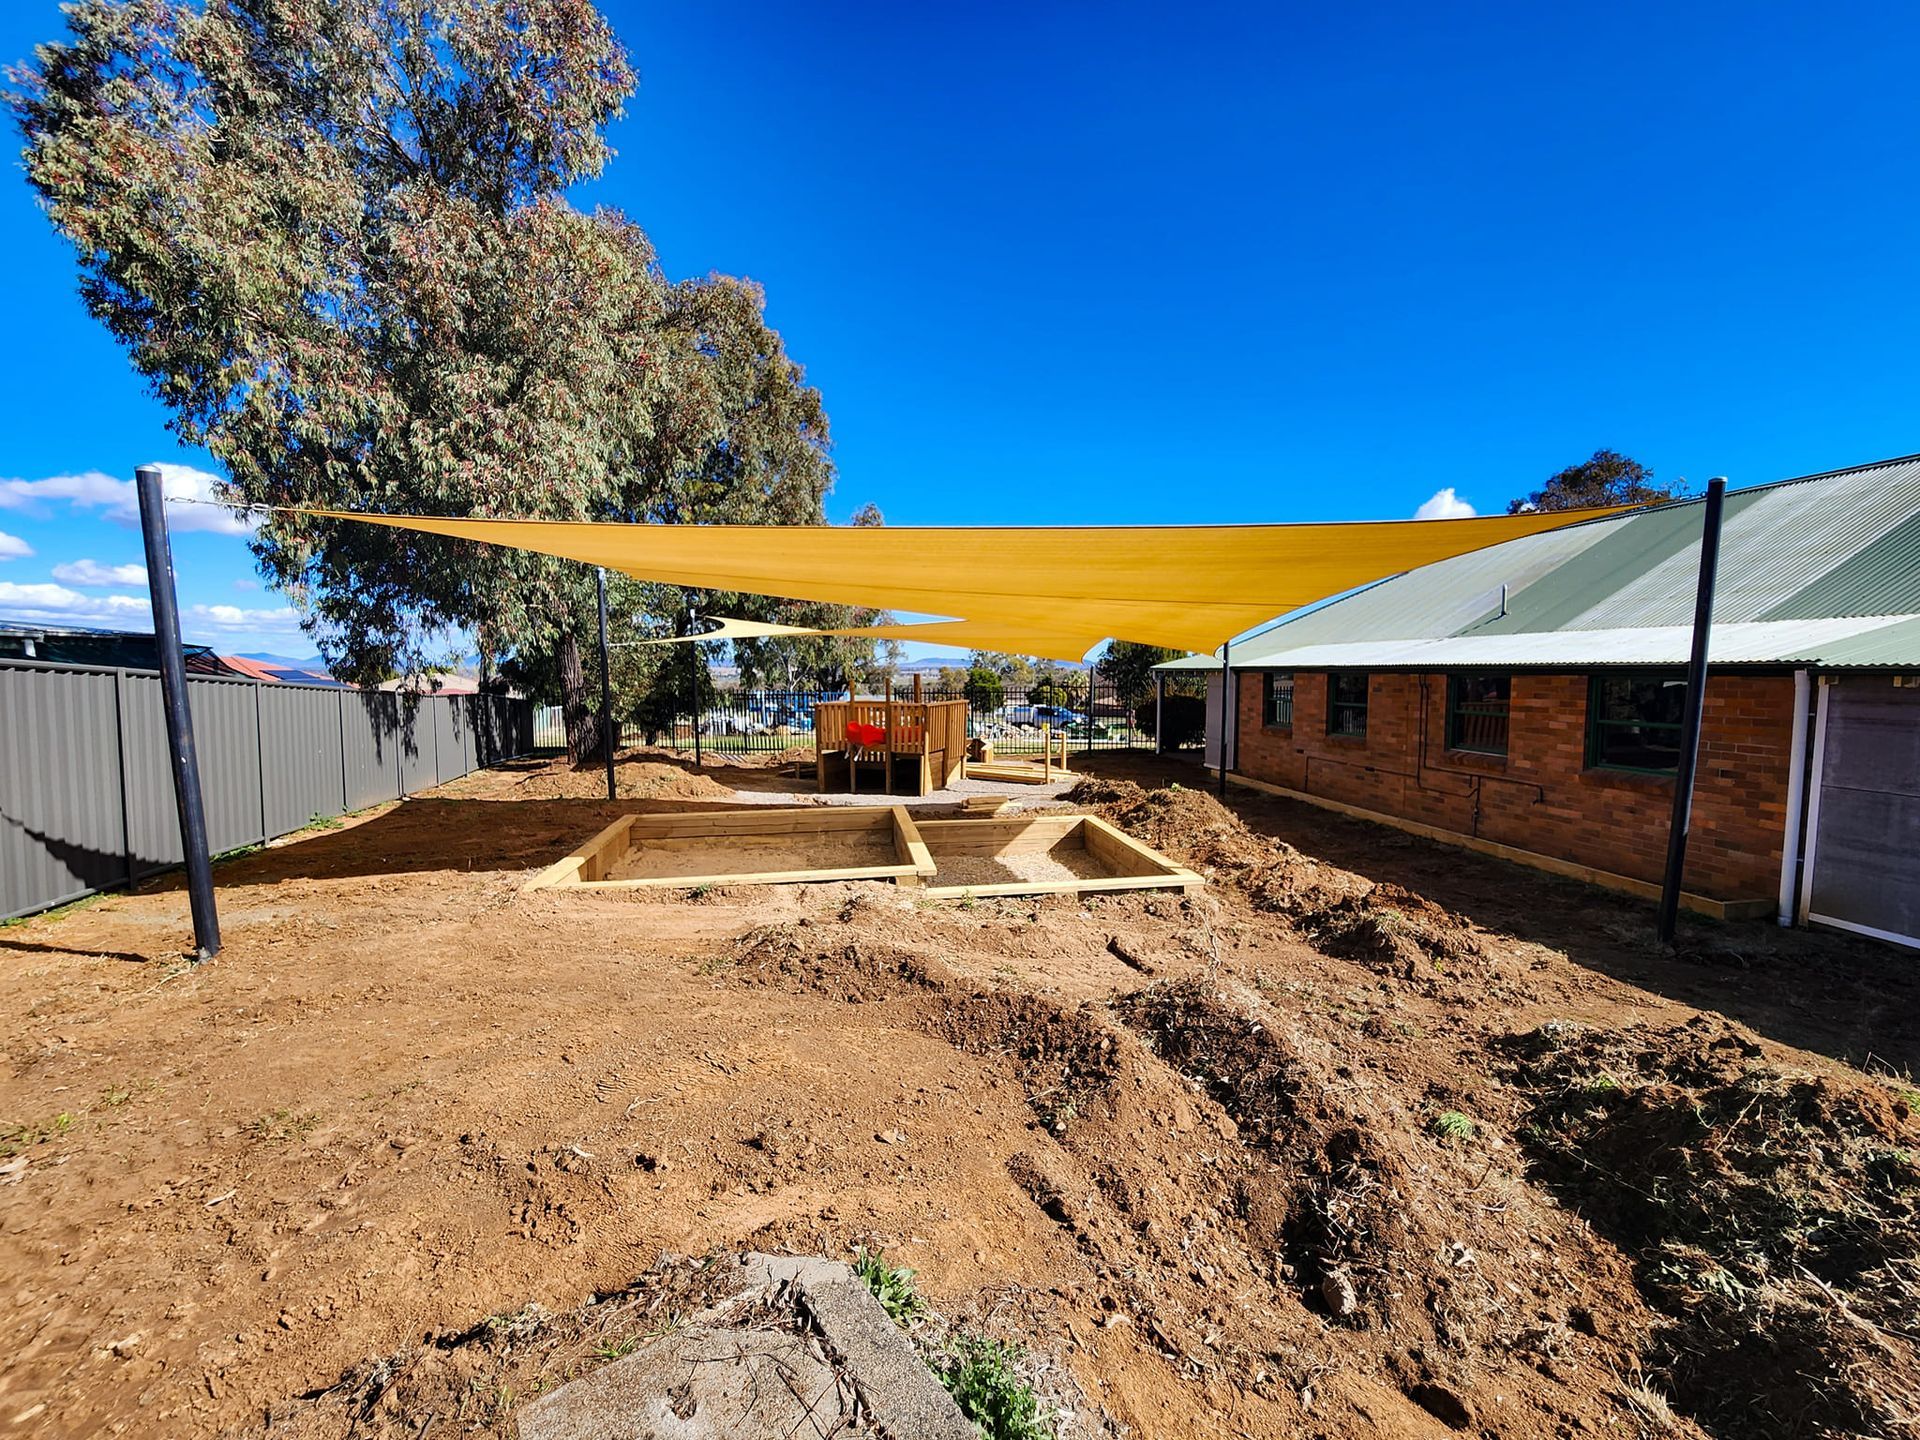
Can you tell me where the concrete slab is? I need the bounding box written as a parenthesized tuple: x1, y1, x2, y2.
(516, 1325, 847, 1439)
(799, 1273, 977, 1440)
(516, 1254, 976, 1440)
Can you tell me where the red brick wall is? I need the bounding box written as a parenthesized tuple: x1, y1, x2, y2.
(1231, 669, 1795, 901)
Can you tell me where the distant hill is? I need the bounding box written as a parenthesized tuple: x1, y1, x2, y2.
(894, 655, 1090, 673)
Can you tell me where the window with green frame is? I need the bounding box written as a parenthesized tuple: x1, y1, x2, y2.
(1327, 672, 1369, 737)
(1587, 673, 1686, 772)
(1263, 671, 1294, 728)
(1446, 673, 1511, 754)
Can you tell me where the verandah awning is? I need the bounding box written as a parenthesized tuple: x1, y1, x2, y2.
(314, 506, 1626, 660)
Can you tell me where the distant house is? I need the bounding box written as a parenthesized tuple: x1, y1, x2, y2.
(217, 654, 285, 683)
(1161, 454, 1920, 948)
(218, 655, 350, 687)
(376, 671, 481, 695)
(1, 622, 239, 676)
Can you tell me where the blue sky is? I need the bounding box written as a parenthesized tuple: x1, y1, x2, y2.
(2, 1, 1917, 657)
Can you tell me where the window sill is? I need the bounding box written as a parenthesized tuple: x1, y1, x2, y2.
(1325, 732, 1368, 744)
(1261, 724, 1293, 735)
(1442, 747, 1509, 768)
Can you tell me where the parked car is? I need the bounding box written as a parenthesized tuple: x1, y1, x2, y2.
(1005, 703, 1086, 728)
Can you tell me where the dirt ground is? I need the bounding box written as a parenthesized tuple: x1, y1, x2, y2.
(2, 749, 1916, 1439)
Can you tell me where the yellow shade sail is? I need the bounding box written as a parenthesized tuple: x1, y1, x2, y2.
(622, 616, 826, 646)
(314, 506, 1627, 660)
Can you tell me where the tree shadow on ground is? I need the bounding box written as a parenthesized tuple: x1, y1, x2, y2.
(153, 796, 821, 886)
(0, 935, 151, 965)
(1070, 750, 1920, 1078)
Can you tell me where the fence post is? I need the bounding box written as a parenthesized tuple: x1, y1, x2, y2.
(1154, 673, 1165, 756)
(337, 688, 350, 811)
(112, 667, 135, 888)
(135, 464, 220, 960)
(253, 680, 268, 844)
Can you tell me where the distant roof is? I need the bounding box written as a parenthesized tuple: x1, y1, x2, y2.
(1, 622, 236, 675)
(376, 672, 480, 694)
(1161, 454, 1920, 670)
(217, 655, 351, 687)
(218, 654, 285, 682)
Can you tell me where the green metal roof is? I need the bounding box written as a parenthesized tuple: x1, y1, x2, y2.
(1160, 454, 1920, 671)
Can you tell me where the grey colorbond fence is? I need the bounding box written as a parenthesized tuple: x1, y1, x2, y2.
(0, 659, 534, 922)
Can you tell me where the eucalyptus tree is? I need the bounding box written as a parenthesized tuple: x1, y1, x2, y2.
(13, 0, 843, 761)
(1508, 450, 1680, 513)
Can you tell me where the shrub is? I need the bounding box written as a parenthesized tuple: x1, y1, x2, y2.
(1135, 692, 1207, 749)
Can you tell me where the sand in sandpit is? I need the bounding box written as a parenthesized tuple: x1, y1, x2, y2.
(604, 832, 899, 882)
(929, 841, 1111, 890)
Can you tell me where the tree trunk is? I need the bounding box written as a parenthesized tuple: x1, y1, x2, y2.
(559, 627, 600, 768)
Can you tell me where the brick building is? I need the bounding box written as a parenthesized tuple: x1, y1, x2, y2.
(1160, 455, 1920, 946)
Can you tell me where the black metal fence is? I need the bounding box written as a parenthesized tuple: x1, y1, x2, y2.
(0, 658, 534, 921)
(533, 680, 1207, 757)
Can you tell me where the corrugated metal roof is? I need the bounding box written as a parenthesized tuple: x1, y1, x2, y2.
(1765, 507, 1920, 620)
(1181, 616, 1912, 671)
(1160, 454, 1920, 671)
(1561, 457, 1920, 628)
(1798, 613, 1920, 668)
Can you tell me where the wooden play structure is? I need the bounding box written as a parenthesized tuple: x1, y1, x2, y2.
(814, 697, 968, 796)
(522, 806, 1202, 900)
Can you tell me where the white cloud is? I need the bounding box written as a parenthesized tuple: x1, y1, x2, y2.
(0, 463, 254, 536)
(188, 603, 303, 633)
(231, 577, 260, 592)
(0, 580, 301, 641)
(0, 530, 31, 561)
(51, 558, 148, 588)
(0, 581, 150, 625)
(1414, 487, 1477, 520)
(0, 470, 125, 512)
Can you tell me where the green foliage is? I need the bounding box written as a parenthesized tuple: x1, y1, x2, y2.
(1429, 1110, 1477, 1143)
(1137, 692, 1207, 748)
(938, 1335, 1053, 1440)
(1096, 641, 1182, 705)
(963, 667, 1007, 713)
(11, 0, 843, 711)
(853, 1247, 1053, 1440)
(969, 652, 1037, 687)
(1027, 667, 1085, 708)
(853, 1247, 925, 1326)
(1508, 450, 1682, 514)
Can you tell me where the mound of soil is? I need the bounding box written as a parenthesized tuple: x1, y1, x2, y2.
(722, 908, 1671, 1438)
(1065, 778, 1484, 988)
(1502, 1016, 1920, 1437)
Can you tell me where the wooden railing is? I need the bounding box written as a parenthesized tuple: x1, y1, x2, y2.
(814, 698, 970, 793)
(814, 699, 966, 756)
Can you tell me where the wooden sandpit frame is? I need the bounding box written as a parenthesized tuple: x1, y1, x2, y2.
(916, 813, 1203, 899)
(522, 806, 935, 892)
(521, 807, 1202, 900)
